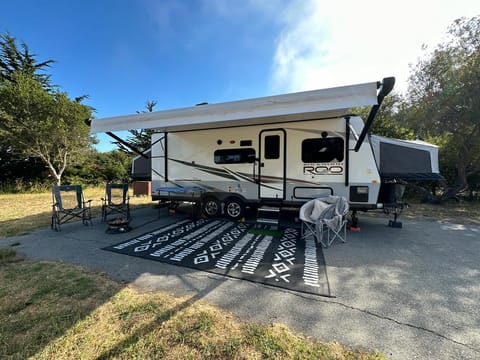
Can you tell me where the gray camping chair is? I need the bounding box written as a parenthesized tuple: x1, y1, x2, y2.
(300, 196, 349, 247)
(300, 198, 330, 247)
(51, 185, 92, 231)
(101, 183, 130, 222)
(322, 196, 349, 246)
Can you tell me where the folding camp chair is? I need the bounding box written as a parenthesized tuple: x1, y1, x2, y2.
(322, 196, 349, 246)
(299, 196, 349, 247)
(101, 183, 130, 222)
(300, 198, 332, 247)
(51, 185, 92, 231)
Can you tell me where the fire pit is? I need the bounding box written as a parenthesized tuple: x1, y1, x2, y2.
(106, 217, 132, 234)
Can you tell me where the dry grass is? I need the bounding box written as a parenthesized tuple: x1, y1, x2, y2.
(361, 200, 480, 225)
(402, 201, 480, 225)
(0, 252, 387, 359)
(0, 188, 389, 359)
(0, 187, 153, 237)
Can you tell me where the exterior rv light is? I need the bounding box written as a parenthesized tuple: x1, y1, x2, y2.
(230, 140, 236, 144)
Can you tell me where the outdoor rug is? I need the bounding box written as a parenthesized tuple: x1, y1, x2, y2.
(103, 218, 331, 297)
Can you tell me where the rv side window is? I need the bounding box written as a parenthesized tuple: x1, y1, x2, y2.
(214, 148, 256, 164)
(264, 135, 280, 159)
(302, 137, 344, 162)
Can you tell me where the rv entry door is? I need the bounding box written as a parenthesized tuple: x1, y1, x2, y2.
(259, 129, 286, 200)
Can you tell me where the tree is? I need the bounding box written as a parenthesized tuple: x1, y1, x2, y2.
(352, 92, 414, 140)
(0, 33, 54, 88)
(114, 100, 157, 154)
(0, 33, 57, 186)
(64, 149, 131, 185)
(0, 72, 93, 185)
(406, 16, 480, 200)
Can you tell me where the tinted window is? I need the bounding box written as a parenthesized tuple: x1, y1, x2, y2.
(264, 135, 280, 159)
(214, 148, 256, 164)
(302, 137, 344, 162)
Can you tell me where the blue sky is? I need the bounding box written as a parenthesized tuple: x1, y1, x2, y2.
(1, 0, 478, 151)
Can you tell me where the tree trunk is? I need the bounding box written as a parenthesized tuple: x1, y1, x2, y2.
(406, 182, 441, 203)
(35, 151, 67, 186)
(440, 163, 469, 201)
(55, 174, 61, 186)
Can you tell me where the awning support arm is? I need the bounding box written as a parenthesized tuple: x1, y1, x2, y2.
(85, 118, 149, 159)
(105, 131, 150, 159)
(354, 77, 395, 152)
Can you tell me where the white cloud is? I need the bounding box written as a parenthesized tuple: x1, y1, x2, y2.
(271, 0, 480, 94)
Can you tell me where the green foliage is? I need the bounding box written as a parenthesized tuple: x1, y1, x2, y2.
(406, 16, 480, 196)
(97, 150, 132, 183)
(0, 33, 54, 89)
(0, 71, 94, 185)
(0, 248, 17, 264)
(113, 100, 157, 154)
(0, 178, 52, 194)
(353, 92, 415, 140)
(64, 149, 132, 185)
(0, 147, 48, 185)
(0, 32, 96, 186)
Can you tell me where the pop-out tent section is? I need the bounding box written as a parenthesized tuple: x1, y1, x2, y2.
(370, 135, 443, 181)
(131, 149, 151, 181)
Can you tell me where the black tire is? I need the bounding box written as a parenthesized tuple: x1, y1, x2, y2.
(202, 197, 221, 217)
(224, 197, 245, 220)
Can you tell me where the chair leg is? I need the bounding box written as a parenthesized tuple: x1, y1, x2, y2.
(84, 208, 92, 226)
(52, 213, 61, 231)
(301, 221, 327, 247)
(316, 223, 328, 248)
(326, 222, 347, 247)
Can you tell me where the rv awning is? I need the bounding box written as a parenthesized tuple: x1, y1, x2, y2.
(90, 81, 379, 133)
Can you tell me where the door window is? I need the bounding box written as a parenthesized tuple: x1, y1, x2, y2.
(264, 135, 280, 159)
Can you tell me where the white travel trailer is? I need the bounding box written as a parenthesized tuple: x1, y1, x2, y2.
(90, 77, 441, 225)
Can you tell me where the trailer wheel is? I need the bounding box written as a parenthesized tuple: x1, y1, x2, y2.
(202, 197, 221, 217)
(225, 198, 245, 220)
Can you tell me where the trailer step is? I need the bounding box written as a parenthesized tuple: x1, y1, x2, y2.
(256, 206, 281, 229)
(257, 206, 281, 213)
(256, 218, 280, 225)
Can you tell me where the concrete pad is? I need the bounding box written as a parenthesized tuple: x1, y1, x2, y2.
(1, 207, 479, 360)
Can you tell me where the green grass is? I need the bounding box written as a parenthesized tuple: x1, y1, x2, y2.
(248, 228, 284, 238)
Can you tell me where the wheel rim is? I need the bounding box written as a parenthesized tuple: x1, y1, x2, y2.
(226, 202, 241, 218)
(204, 200, 218, 216)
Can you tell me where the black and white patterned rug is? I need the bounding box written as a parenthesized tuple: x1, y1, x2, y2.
(103, 218, 331, 297)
